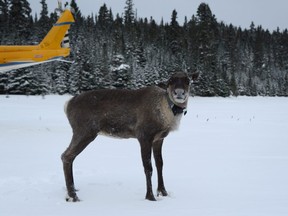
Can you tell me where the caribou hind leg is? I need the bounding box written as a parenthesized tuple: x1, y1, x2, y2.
(153, 139, 168, 197)
(61, 132, 97, 202)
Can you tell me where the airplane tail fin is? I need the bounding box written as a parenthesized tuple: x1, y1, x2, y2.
(62, 30, 70, 48)
(39, 10, 74, 50)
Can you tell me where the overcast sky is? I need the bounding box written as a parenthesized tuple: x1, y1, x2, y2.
(28, 0, 288, 32)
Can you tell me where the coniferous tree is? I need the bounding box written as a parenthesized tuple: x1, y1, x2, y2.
(97, 3, 113, 33)
(0, 0, 9, 93)
(124, 0, 134, 26)
(70, 0, 83, 24)
(112, 14, 125, 55)
(6, 68, 41, 95)
(186, 15, 198, 72)
(9, 0, 33, 44)
(37, 0, 50, 39)
(168, 9, 183, 69)
(0, 0, 9, 43)
(194, 3, 219, 96)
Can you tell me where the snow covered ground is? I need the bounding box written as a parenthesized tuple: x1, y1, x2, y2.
(0, 95, 288, 216)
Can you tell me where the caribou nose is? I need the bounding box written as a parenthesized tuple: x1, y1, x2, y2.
(174, 88, 185, 98)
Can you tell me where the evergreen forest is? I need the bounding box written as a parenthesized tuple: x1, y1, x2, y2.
(1, 0, 288, 96)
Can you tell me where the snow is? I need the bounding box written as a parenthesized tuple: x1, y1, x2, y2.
(0, 95, 288, 216)
(112, 64, 130, 72)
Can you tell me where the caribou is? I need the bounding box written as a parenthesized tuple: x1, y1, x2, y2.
(61, 72, 191, 202)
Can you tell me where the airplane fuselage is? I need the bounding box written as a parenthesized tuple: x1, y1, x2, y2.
(0, 45, 70, 63)
(0, 9, 74, 72)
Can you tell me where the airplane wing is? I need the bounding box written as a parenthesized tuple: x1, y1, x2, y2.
(0, 58, 64, 73)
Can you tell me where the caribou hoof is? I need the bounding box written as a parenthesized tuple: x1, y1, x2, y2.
(66, 194, 80, 202)
(157, 188, 168, 197)
(145, 192, 157, 201)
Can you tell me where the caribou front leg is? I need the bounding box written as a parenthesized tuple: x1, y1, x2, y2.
(139, 138, 156, 201)
(153, 139, 168, 197)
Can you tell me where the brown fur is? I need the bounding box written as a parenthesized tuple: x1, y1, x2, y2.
(61, 72, 190, 202)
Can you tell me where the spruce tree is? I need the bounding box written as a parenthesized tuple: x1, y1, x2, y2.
(0, 0, 9, 43)
(9, 0, 32, 44)
(70, 0, 83, 26)
(97, 3, 113, 33)
(124, 0, 134, 26)
(194, 3, 220, 96)
(37, 0, 51, 40)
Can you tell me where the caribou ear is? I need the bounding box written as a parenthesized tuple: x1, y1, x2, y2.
(191, 72, 200, 82)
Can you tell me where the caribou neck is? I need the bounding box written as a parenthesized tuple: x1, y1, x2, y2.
(166, 91, 187, 116)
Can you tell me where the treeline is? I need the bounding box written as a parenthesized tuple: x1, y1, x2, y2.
(1, 0, 288, 96)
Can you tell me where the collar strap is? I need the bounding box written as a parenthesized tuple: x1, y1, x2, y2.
(172, 105, 187, 116)
(166, 94, 187, 116)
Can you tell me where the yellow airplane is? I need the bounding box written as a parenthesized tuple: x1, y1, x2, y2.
(0, 9, 75, 73)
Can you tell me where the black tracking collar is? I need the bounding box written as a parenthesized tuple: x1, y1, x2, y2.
(172, 104, 187, 116)
(167, 94, 187, 116)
